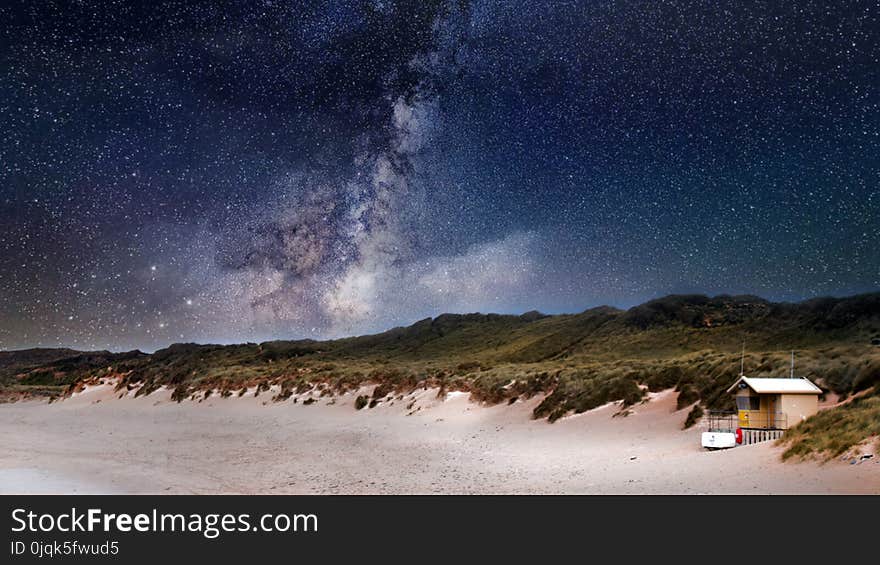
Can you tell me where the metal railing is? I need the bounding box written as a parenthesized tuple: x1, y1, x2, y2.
(705, 410, 737, 432)
(738, 410, 787, 430)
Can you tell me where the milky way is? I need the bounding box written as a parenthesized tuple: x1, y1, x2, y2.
(1, 1, 878, 351)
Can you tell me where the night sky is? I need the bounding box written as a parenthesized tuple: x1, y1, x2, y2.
(1, 1, 878, 351)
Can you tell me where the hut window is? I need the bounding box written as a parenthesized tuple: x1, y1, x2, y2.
(736, 396, 761, 410)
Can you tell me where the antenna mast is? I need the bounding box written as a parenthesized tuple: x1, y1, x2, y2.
(790, 350, 795, 378)
(740, 342, 745, 376)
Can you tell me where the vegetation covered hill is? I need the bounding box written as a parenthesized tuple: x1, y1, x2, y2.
(2, 292, 879, 459)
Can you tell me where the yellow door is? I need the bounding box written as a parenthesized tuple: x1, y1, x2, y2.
(764, 396, 775, 429)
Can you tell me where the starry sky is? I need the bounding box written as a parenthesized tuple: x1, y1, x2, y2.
(1, 1, 878, 351)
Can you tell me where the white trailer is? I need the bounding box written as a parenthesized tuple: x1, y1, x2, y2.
(701, 411, 739, 450)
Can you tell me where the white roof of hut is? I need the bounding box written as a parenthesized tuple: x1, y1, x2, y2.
(726, 376, 822, 395)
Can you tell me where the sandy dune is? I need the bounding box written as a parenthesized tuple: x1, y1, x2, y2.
(1, 384, 878, 494)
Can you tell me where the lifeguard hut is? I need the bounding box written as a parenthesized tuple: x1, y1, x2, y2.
(702, 351, 822, 448)
(725, 375, 821, 431)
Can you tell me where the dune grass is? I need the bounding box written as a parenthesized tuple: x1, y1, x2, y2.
(781, 389, 880, 460)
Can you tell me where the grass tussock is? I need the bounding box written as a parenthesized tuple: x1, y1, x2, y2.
(683, 405, 704, 429)
(780, 389, 880, 460)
